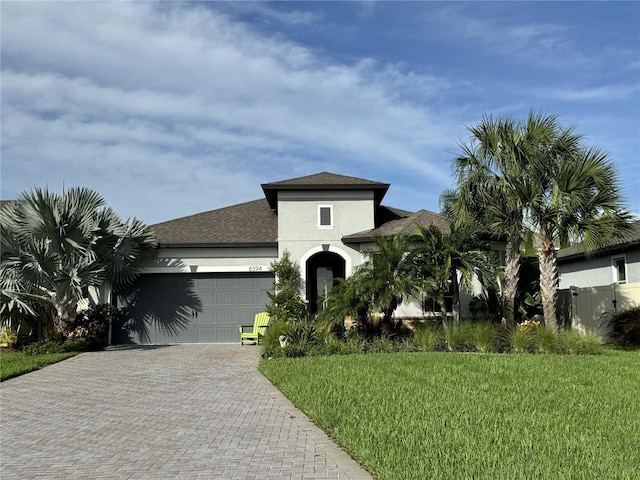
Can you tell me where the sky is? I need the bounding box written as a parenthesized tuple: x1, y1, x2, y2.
(2, 1, 639, 225)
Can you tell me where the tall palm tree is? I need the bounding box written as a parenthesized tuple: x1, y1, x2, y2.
(454, 112, 568, 325)
(0, 186, 157, 334)
(412, 224, 495, 324)
(528, 145, 633, 330)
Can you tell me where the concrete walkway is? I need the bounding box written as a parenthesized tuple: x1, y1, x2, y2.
(1, 345, 373, 479)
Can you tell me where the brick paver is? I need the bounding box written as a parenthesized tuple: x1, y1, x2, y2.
(0, 345, 373, 479)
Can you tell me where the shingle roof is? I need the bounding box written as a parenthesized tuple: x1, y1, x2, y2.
(343, 209, 450, 243)
(152, 199, 277, 247)
(262, 171, 390, 210)
(557, 220, 640, 262)
(152, 172, 427, 248)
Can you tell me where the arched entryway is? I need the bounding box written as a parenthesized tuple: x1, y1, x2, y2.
(306, 252, 346, 314)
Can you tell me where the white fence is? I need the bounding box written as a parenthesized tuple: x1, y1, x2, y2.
(557, 282, 640, 340)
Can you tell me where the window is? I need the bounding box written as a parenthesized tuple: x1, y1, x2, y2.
(318, 205, 333, 228)
(613, 256, 626, 284)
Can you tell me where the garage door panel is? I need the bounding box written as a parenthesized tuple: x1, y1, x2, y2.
(215, 290, 237, 305)
(115, 272, 273, 344)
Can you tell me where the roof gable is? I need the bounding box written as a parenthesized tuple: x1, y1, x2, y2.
(261, 171, 390, 210)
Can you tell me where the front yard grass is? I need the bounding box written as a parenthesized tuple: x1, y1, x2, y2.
(260, 350, 640, 480)
(0, 350, 79, 381)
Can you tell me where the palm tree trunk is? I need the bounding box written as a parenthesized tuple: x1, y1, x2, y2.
(440, 296, 448, 330)
(502, 235, 521, 326)
(381, 297, 399, 334)
(538, 242, 558, 331)
(451, 273, 461, 323)
(51, 298, 78, 335)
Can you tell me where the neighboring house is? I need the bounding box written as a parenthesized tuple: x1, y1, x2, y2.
(557, 220, 640, 337)
(115, 172, 493, 344)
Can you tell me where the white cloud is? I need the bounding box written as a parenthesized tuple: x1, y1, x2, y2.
(2, 1, 465, 223)
(543, 84, 640, 102)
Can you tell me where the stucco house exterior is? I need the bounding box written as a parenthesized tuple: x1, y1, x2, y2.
(114, 172, 492, 344)
(556, 220, 640, 336)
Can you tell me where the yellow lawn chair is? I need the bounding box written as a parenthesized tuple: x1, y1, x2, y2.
(238, 312, 270, 345)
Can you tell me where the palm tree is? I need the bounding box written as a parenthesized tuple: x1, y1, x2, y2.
(0, 186, 157, 334)
(411, 224, 496, 324)
(454, 112, 568, 325)
(322, 263, 377, 336)
(528, 144, 633, 330)
(324, 235, 420, 335)
(366, 235, 420, 333)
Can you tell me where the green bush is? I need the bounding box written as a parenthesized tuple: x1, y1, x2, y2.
(73, 304, 120, 350)
(23, 339, 65, 356)
(413, 323, 443, 352)
(367, 336, 395, 354)
(473, 322, 496, 353)
(343, 332, 367, 354)
(493, 323, 513, 353)
(0, 326, 19, 347)
(556, 330, 602, 355)
(260, 319, 288, 358)
(510, 320, 602, 355)
(511, 327, 535, 353)
(535, 325, 557, 354)
(601, 305, 640, 346)
(444, 321, 476, 352)
(265, 251, 306, 323)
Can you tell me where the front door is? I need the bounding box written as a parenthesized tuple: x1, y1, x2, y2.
(306, 252, 346, 314)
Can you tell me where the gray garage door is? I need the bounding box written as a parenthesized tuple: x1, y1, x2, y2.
(114, 273, 273, 344)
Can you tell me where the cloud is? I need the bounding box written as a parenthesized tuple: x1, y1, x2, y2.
(2, 2, 466, 223)
(541, 84, 640, 102)
(421, 5, 598, 72)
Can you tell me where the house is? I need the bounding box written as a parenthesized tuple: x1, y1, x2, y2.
(556, 220, 640, 336)
(114, 172, 501, 344)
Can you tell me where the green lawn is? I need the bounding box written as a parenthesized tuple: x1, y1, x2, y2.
(0, 351, 79, 381)
(260, 350, 640, 480)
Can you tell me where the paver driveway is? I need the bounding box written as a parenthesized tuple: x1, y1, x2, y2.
(0, 345, 373, 480)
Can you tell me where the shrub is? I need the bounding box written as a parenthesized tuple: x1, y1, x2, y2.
(0, 326, 19, 347)
(493, 323, 513, 353)
(556, 330, 602, 355)
(72, 304, 120, 350)
(23, 339, 64, 355)
(473, 322, 496, 353)
(262, 315, 323, 358)
(343, 331, 367, 354)
(413, 323, 443, 352)
(60, 337, 89, 353)
(534, 325, 557, 354)
(395, 337, 417, 353)
(265, 251, 306, 323)
(367, 336, 395, 354)
(511, 325, 536, 353)
(260, 319, 288, 358)
(284, 315, 318, 345)
(601, 305, 640, 346)
(444, 321, 476, 352)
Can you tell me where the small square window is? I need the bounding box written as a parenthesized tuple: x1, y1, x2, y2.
(613, 257, 626, 284)
(318, 205, 333, 228)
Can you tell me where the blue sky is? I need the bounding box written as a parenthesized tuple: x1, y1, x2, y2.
(2, 1, 639, 224)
